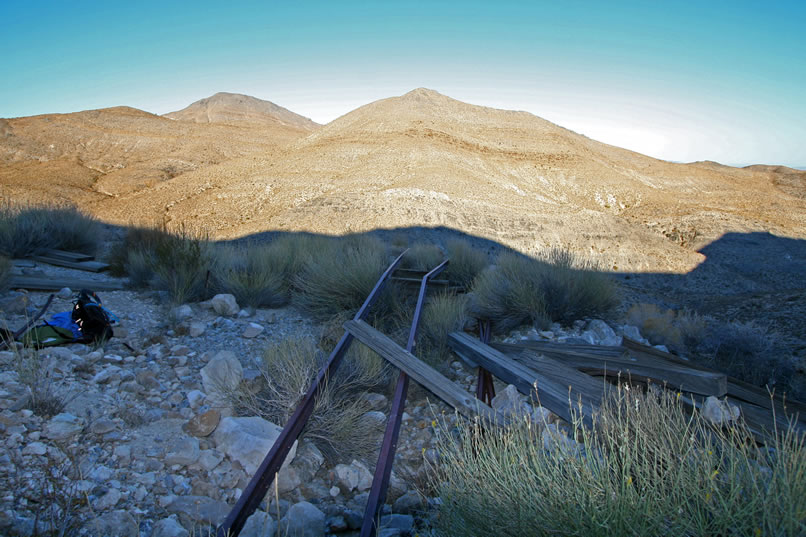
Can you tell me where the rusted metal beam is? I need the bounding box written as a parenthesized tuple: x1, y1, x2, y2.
(216, 250, 407, 537)
(360, 259, 449, 537)
(475, 320, 495, 405)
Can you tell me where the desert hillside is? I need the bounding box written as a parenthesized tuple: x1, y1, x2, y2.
(2, 88, 804, 274)
(165, 92, 320, 130)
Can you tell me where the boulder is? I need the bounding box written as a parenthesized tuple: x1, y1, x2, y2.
(334, 459, 373, 493)
(278, 501, 325, 537)
(165, 435, 201, 466)
(587, 320, 621, 346)
(183, 409, 220, 437)
(491, 384, 530, 417)
(242, 323, 265, 338)
(167, 495, 230, 527)
(189, 321, 207, 337)
(172, 304, 193, 322)
(211, 294, 239, 316)
(43, 413, 83, 440)
(150, 517, 189, 537)
(85, 510, 138, 537)
(241, 510, 276, 537)
(213, 416, 297, 475)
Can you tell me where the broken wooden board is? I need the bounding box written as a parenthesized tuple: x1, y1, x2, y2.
(493, 341, 728, 397)
(41, 249, 95, 262)
(449, 332, 609, 426)
(344, 320, 507, 425)
(9, 275, 125, 291)
(31, 256, 109, 272)
(622, 336, 805, 419)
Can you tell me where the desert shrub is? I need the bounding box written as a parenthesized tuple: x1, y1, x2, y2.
(0, 204, 101, 257)
(419, 292, 469, 368)
(213, 242, 293, 308)
(471, 253, 549, 332)
(430, 385, 806, 537)
(228, 337, 391, 461)
(108, 224, 215, 303)
(401, 243, 445, 271)
(698, 320, 799, 396)
(443, 239, 488, 290)
(471, 250, 617, 333)
(294, 235, 392, 321)
(533, 248, 618, 323)
(0, 255, 10, 292)
(626, 303, 683, 349)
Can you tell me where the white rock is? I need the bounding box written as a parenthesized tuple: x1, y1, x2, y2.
(213, 416, 297, 476)
(362, 393, 388, 410)
(187, 390, 206, 410)
(150, 517, 189, 537)
(22, 441, 47, 455)
(165, 436, 200, 466)
(242, 323, 265, 338)
(44, 413, 83, 440)
(92, 488, 121, 511)
(200, 351, 243, 411)
(702, 396, 741, 425)
(172, 305, 193, 322)
(197, 449, 225, 472)
(329, 486, 340, 498)
(587, 320, 621, 346)
(278, 501, 325, 537)
(189, 321, 206, 337)
(621, 325, 645, 343)
(57, 287, 72, 299)
(335, 460, 373, 492)
(241, 511, 276, 537)
(491, 384, 530, 417)
(211, 294, 239, 316)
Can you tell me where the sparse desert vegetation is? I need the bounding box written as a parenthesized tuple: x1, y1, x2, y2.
(431, 385, 806, 537)
(0, 204, 102, 258)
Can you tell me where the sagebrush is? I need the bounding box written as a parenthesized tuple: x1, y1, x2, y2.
(0, 204, 101, 257)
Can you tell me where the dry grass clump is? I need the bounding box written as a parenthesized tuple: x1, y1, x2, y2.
(108, 224, 215, 303)
(214, 243, 294, 308)
(443, 239, 489, 290)
(471, 249, 617, 333)
(228, 337, 392, 462)
(14, 349, 74, 418)
(0, 204, 102, 258)
(430, 385, 806, 537)
(294, 235, 391, 321)
(401, 243, 444, 271)
(419, 292, 469, 368)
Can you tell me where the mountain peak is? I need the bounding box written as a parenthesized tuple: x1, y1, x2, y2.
(165, 93, 319, 131)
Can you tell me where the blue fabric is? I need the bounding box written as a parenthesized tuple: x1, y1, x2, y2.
(47, 311, 82, 339)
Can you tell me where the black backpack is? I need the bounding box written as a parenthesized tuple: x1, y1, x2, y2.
(72, 289, 115, 344)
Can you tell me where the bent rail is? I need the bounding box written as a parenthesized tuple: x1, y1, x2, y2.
(216, 250, 407, 537)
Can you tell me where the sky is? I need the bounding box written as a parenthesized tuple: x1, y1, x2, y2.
(1, 1, 805, 168)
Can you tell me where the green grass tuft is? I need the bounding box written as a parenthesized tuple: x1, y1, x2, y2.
(471, 249, 617, 333)
(294, 235, 391, 321)
(443, 238, 489, 290)
(430, 384, 806, 537)
(213, 242, 294, 308)
(401, 243, 445, 271)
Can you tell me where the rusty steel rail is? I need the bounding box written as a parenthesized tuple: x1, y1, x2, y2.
(216, 250, 408, 537)
(360, 258, 449, 537)
(0, 293, 55, 351)
(475, 319, 495, 405)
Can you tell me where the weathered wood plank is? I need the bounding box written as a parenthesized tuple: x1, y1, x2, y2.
(344, 320, 506, 425)
(623, 336, 805, 413)
(506, 339, 628, 358)
(9, 275, 125, 291)
(41, 249, 95, 262)
(493, 341, 728, 397)
(449, 332, 608, 426)
(31, 256, 109, 272)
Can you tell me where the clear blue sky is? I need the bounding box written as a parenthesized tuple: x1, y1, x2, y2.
(1, 0, 804, 167)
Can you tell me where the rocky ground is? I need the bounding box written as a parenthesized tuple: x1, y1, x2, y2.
(0, 259, 743, 537)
